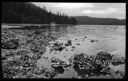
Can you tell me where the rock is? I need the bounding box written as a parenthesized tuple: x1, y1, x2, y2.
(65, 40, 72, 46)
(71, 49, 74, 51)
(73, 53, 95, 76)
(44, 71, 56, 78)
(72, 51, 114, 77)
(82, 39, 85, 41)
(2, 39, 19, 49)
(73, 53, 86, 62)
(90, 40, 94, 42)
(50, 42, 65, 52)
(54, 66, 65, 74)
(100, 67, 111, 75)
(76, 43, 80, 45)
(54, 42, 62, 46)
(34, 30, 43, 35)
(54, 46, 65, 52)
(94, 51, 112, 72)
(68, 40, 72, 45)
(58, 47, 64, 51)
(65, 49, 68, 51)
(84, 36, 87, 38)
(51, 57, 69, 69)
(50, 36, 57, 41)
(115, 70, 125, 78)
(90, 40, 98, 42)
(111, 56, 125, 66)
(72, 46, 75, 49)
(51, 57, 59, 63)
(29, 43, 46, 54)
(65, 43, 68, 46)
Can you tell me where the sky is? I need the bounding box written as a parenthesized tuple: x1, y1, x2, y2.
(32, 2, 126, 19)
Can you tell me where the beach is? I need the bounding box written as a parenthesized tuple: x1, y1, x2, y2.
(2, 25, 125, 78)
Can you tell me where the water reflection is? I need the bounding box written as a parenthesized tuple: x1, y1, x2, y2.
(49, 25, 68, 37)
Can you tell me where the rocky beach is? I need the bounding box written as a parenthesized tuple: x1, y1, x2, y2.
(1, 25, 125, 79)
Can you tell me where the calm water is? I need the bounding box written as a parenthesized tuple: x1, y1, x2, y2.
(41, 25, 125, 78)
(49, 25, 125, 57)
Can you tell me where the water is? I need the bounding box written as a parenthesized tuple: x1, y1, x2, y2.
(49, 25, 125, 56)
(36, 25, 125, 78)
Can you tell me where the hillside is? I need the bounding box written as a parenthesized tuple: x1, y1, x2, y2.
(1, 2, 77, 24)
(74, 16, 126, 25)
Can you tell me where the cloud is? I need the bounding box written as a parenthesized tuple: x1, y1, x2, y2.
(81, 7, 118, 14)
(32, 3, 125, 19)
(51, 3, 94, 9)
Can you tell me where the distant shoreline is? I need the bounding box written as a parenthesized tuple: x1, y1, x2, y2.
(1, 23, 126, 28)
(1, 23, 75, 29)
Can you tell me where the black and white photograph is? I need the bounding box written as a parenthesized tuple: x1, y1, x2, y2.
(1, 2, 126, 79)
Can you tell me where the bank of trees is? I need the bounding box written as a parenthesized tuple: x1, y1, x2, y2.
(2, 2, 77, 24)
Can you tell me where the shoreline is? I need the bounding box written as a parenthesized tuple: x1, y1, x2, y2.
(1, 25, 125, 78)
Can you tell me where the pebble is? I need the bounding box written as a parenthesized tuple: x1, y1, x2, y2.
(72, 46, 75, 49)
(65, 50, 68, 51)
(76, 43, 80, 45)
(84, 36, 87, 38)
(71, 49, 74, 51)
(90, 40, 95, 42)
(90, 40, 98, 42)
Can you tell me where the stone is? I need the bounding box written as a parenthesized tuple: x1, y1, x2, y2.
(65, 40, 72, 46)
(2, 39, 19, 49)
(72, 51, 113, 77)
(84, 36, 87, 38)
(76, 43, 80, 45)
(90, 40, 98, 42)
(94, 51, 112, 68)
(72, 46, 75, 49)
(54, 66, 65, 74)
(67, 40, 72, 46)
(111, 56, 125, 66)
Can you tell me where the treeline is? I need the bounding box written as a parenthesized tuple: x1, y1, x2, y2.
(2, 2, 77, 24)
(74, 16, 126, 25)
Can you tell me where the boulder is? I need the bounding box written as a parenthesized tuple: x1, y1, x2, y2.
(73, 51, 113, 77)
(94, 51, 112, 68)
(54, 66, 65, 74)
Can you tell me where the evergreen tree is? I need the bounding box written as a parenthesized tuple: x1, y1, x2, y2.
(2, 2, 77, 24)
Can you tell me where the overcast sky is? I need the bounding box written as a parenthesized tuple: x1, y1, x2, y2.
(32, 2, 126, 19)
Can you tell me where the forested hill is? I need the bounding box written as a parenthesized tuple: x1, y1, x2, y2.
(73, 16, 126, 25)
(2, 2, 77, 24)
